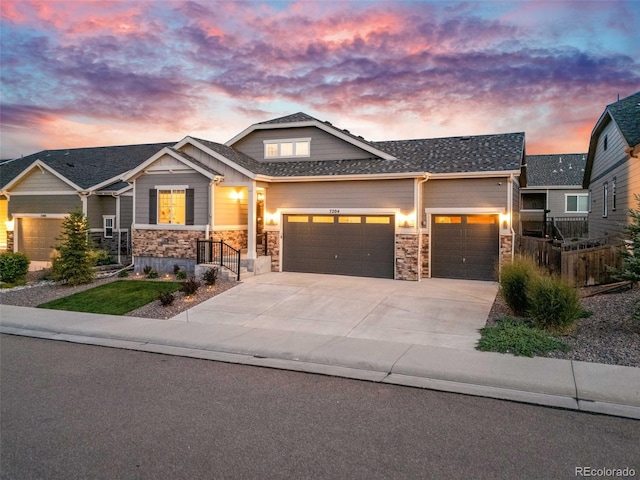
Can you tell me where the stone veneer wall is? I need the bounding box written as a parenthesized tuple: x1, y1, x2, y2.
(395, 233, 420, 281)
(265, 231, 280, 272)
(500, 234, 514, 268)
(6, 231, 14, 252)
(210, 230, 248, 251)
(90, 232, 130, 259)
(420, 233, 429, 278)
(133, 229, 203, 259)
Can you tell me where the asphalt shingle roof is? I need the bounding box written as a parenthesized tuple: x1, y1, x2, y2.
(374, 133, 525, 174)
(607, 90, 640, 148)
(526, 154, 587, 187)
(1, 142, 174, 190)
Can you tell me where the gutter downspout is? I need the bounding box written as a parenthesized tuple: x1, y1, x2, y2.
(508, 174, 515, 259)
(416, 173, 430, 280)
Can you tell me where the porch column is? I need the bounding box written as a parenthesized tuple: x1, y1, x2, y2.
(247, 182, 257, 260)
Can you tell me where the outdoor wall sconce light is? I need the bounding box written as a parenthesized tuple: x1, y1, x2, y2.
(500, 211, 510, 230)
(230, 190, 243, 201)
(5, 217, 14, 232)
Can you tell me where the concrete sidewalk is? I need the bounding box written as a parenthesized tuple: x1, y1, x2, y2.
(1, 304, 639, 419)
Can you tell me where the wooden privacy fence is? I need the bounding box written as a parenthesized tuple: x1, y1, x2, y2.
(515, 236, 624, 287)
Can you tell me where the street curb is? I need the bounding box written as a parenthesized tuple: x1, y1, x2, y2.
(2, 326, 639, 420)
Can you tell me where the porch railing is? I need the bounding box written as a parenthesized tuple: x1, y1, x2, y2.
(196, 239, 241, 281)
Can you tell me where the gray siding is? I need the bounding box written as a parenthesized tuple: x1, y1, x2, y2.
(9, 195, 81, 215)
(512, 178, 520, 234)
(422, 178, 508, 222)
(135, 172, 209, 225)
(10, 168, 75, 192)
(120, 195, 133, 229)
(180, 144, 252, 183)
(588, 121, 637, 238)
(233, 126, 373, 162)
(214, 187, 248, 225)
(549, 189, 588, 217)
(266, 179, 414, 212)
(87, 196, 116, 229)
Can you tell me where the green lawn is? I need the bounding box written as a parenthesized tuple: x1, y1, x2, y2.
(38, 280, 183, 315)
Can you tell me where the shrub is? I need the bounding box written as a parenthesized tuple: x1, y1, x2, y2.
(118, 270, 129, 278)
(90, 249, 113, 266)
(0, 252, 30, 283)
(52, 210, 95, 286)
(477, 317, 569, 357)
(500, 256, 539, 316)
(202, 267, 218, 286)
(528, 275, 582, 333)
(146, 269, 159, 279)
(158, 290, 175, 307)
(173, 264, 181, 275)
(181, 276, 200, 296)
(176, 269, 187, 280)
(143, 265, 153, 275)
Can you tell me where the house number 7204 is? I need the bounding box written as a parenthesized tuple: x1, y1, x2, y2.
(329, 209, 340, 214)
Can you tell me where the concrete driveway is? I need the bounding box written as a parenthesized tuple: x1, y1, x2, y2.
(174, 273, 498, 350)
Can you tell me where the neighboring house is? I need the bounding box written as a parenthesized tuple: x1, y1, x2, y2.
(124, 113, 525, 281)
(0, 143, 173, 269)
(520, 153, 588, 240)
(584, 90, 640, 240)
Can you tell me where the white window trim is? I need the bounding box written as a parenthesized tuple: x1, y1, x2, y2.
(155, 185, 188, 226)
(603, 182, 608, 218)
(263, 138, 311, 159)
(564, 193, 589, 214)
(103, 215, 115, 238)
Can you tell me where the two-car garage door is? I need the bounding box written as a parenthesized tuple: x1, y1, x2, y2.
(283, 214, 395, 279)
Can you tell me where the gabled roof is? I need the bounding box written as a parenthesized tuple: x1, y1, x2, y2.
(0, 142, 174, 190)
(525, 154, 587, 187)
(584, 91, 640, 187)
(374, 132, 525, 174)
(226, 112, 397, 161)
(122, 145, 224, 181)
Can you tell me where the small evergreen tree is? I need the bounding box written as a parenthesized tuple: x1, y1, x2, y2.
(52, 209, 95, 285)
(615, 194, 640, 285)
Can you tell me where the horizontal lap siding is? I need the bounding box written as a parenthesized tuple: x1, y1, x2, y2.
(120, 196, 133, 229)
(267, 179, 414, 211)
(135, 173, 209, 225)
(233, 127, 373, 161)
(215, 187, 248, 225)
(548, 189, 589, 217)
(9, 195, 81, 215)
(11, 169, 74, 192)
(87, 196, 116, 229)
(588, 121, 635, 238)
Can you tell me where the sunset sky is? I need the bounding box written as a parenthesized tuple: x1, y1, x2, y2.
(1, 0, 639, 160)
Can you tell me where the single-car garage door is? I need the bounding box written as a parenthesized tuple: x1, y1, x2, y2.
(431, 214, 499, 281)
(17, 218, 64, 262)
(283, 214, 394, 278)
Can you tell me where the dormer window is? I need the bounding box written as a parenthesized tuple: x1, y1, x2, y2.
(264, 138, 311, 159)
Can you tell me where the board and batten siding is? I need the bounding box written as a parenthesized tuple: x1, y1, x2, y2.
(266, 179, 414, 212)
(10, 169, 75, 193)
(180, 144, 252, 183)
(9, 195, 81, 215)
(233, 126, 374, 162)
(214, 186, 248, 225)
(588, 120, 638, 239)
(135, 172, 209, 225)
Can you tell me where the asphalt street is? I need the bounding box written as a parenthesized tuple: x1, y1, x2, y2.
(1, 334, 638, 480)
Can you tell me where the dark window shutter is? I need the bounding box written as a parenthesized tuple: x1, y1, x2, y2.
(149, 189, 157, 224)
(186, 188, 195, 225)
